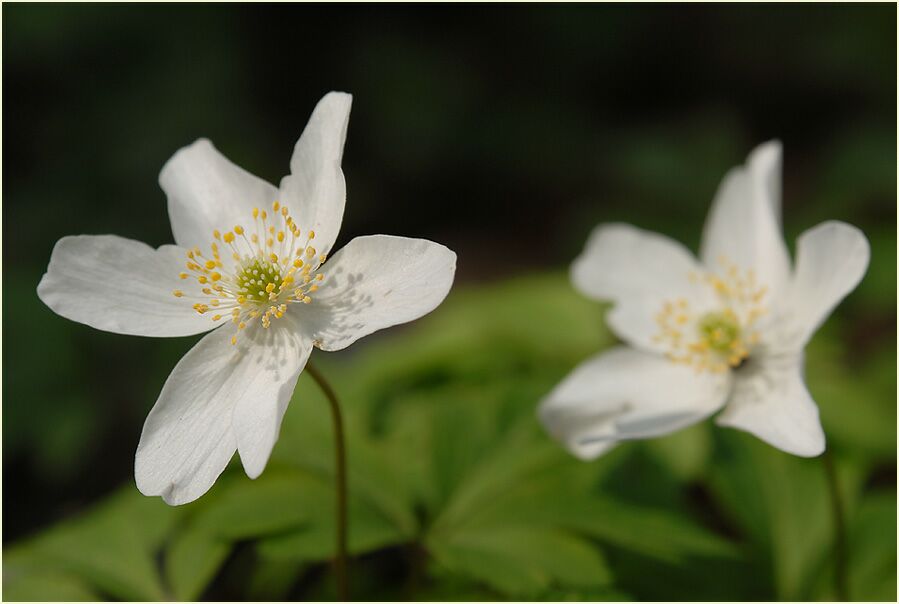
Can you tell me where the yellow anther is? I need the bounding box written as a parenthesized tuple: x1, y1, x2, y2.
(270, 253, 278, 263)
(315, 273, 324, 281)
(303, 274, 312, 283)
(202, 288, 212, 295)
(179, 272, 188, 280)
(204, 260, 216, 269)
(302, 296, 312, 304)
(308, 230, 315, 239)
(210, 272, 221, 281)
(251, 234, 259, 243)
(267, 237, 274, 247)
(172, 290, 184, 297)
(253, 207, 259, 219)
(237, 295, 247, 304)
(234, 225, 245, 235)
(238, 322, 247, 330)
(272, 200, 280, 211)
(211, 300, 220, 307)
(198, 276, 208, 284)
(277, 231, 285, 242)
(305, 246, 316, 258)
(212, 314, 222, 321)
(223, 231, 235, 243)
(193, 303, 209, 314)
(280, 206, 288, 217)
(213, 230, 221, 240)
(231, 336, 238, 345)
(319, 254, 327, 263)
(265, 283, 275, 293)
(293, 259, 304, 268)
(309, 285, 318, 292)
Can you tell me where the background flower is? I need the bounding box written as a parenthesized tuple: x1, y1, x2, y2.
(540, 142, 869, 459)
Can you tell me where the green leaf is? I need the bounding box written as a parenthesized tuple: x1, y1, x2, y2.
(707, 433, 866, 600)
(192, 468, 307, 540)
(164, 527, 230, 601)
(254, 469, 407, 562)
(429, 526, 611, 597)
(644, 422, 713, 481)
(4, 488, 177, 601)
(1, 567, 100, 602)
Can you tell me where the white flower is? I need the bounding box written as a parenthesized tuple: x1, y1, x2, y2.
(37, 92, 457, 505)
(539, 141, 869, 460)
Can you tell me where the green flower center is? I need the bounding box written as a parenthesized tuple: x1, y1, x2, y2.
(236, 257, 284, 303)
(697, 311, 742, 354)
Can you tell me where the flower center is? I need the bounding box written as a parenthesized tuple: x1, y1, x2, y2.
(171, 201, 327, 345)
(653, 257, 767, 373)
(697, 311, 742, 354)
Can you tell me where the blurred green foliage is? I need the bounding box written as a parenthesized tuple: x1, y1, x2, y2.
(4, 273, 895, 600)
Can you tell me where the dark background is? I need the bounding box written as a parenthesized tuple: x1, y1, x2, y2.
(3, 4, 895, 543)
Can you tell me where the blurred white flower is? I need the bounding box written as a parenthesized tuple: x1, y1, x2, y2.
(38, 92, 457, 504)
(540, 141, 868, 459)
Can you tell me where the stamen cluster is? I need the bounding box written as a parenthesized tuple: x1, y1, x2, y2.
(653, 257, 767, 373)
(172, 201, 327, 344)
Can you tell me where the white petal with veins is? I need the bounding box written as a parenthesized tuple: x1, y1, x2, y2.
(161, 139, 279, 249)
(37, 235, 212, 337)
(280, 92, 352, 258)
(135, 317, 311, 505)
(301, 235, 457, 351)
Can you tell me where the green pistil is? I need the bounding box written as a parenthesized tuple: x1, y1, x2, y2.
(697, 311, 741, 354)
(236, 257, 282, 302)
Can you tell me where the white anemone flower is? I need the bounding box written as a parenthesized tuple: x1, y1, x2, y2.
(539, 141, 869, 460)
(38, 92, 457, 505)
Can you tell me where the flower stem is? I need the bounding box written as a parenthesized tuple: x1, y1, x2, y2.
(822, 448, 849, 601)
(306, 362, 349, 601)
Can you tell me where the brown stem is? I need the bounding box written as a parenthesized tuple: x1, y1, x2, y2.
(306, 362, 349, 601)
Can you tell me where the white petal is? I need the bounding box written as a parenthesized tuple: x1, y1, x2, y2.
(302, 235, 456, 352)
(786, 221, 870, 346)
(538, 347, 732, 460)
(160, 139, 279, 248)
(571, 223, 704, 302)
(716, 358, 825, 457)
(747, 140, 782, 224)
(570, 224, 714, 354)
(135, 319, 310, 505)
(232, 315, 312, 478)
(37, 235, 212, 337)
(279, 92, 352, 257)
(699, 141, 790, 298)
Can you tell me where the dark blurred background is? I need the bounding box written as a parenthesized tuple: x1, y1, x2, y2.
(3, 4, 895, 543)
